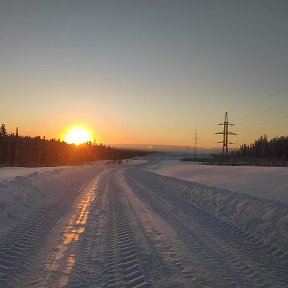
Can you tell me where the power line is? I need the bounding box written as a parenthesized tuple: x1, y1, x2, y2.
(253, 123, 287, 135)
(237, 112, 288, 128)
(237, 113, 288, 131)
(231, 88, 288, 116)
(233, 99, 288, 122)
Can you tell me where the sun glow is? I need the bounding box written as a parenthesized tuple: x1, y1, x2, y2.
(64, 127, 92, 145)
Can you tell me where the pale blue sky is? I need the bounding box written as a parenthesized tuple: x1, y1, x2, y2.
(1, 0, 288, 147)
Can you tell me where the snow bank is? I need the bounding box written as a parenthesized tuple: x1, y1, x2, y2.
(151, 161, 288, 203)
(129, 168, 288, 255)
(0, 164, 105, 233)
(0, 174, 44, 229)
(0, 166, 70, 181)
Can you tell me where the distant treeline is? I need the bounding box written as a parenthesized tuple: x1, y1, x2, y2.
(231, 135, 288, 166)
(0, 124, 149, 167)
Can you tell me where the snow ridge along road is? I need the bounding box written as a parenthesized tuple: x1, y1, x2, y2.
(0, 164, 288, 287)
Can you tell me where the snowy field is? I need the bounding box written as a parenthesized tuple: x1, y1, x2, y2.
(151, 160, 288, 203)
(0, 159, 288, 287)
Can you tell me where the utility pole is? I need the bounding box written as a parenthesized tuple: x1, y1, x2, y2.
(193, 129, 199, 160)
(215, 112, 237, 159)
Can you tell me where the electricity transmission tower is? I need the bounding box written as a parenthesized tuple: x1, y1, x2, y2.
(215, 112, 237, 158)
(193, 129, 199, 160)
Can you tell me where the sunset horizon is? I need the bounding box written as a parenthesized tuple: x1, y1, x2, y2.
(1, 1, 288, 149)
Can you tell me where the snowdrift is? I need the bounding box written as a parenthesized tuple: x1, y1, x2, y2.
(0, 164, 105, 233)
(0, 174, 44, 229)
(131, 168, 288, 254)
(153, 161, 288, 203)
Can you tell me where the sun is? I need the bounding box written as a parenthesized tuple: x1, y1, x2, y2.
(64, 127, 92, 145)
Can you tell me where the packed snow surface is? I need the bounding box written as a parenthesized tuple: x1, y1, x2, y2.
(152, 160, 288, 203)
(0, 159, 287, 287)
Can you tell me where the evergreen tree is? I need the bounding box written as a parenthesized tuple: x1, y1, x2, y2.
(0, 124, 7, 136)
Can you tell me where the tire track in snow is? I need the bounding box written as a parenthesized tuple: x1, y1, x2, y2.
(5, 164, 287, 287)
(125, 168, 288, 287)
(39, 170, 109, 288)
(3, 166, 108, 288)
(64, 173, 109, 287)
(103, 177, 150, 288)
(0, 204, 61, 288)
(64, 168, 151, 287)
(117, 169, 200, 287)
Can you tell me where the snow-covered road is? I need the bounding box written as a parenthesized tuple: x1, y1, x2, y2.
(1, 164, 288, 287)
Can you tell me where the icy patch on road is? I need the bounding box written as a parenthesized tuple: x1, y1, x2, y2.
(43, 174, 104, 288)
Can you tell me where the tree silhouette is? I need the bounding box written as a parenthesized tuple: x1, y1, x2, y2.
(0, 124, 150, 167)
(0, 124, 7, 136)
(233, 135, 288, 166)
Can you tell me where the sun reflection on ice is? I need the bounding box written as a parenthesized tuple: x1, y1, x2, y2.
(59, 254, 76, 287)
(63, 226, 86, 245)
(43, 175, 104, 288)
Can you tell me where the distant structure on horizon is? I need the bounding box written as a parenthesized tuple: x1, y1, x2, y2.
(215, 112, 237, 157)
(193, 129, 199, 160)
